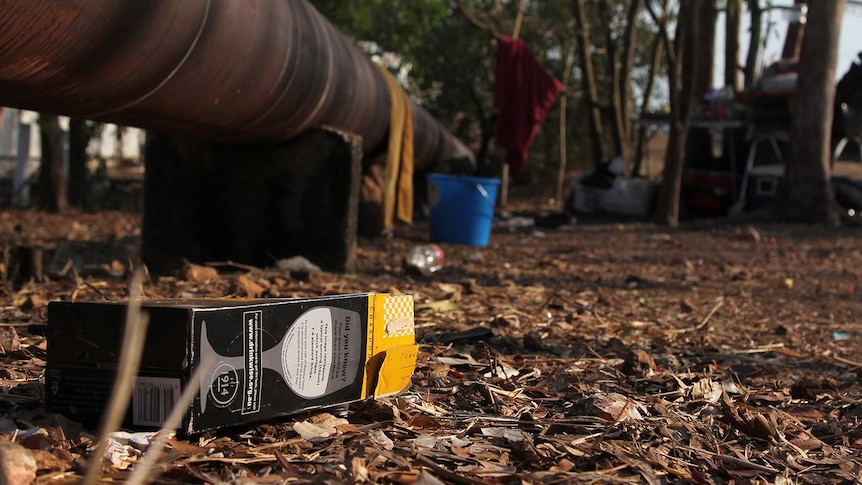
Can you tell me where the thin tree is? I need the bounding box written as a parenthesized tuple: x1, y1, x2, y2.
(591, 0, 642, 165)
(572, 0, 607, 167)
(650, 0, 701, 226)
(725, 0, 741, 90)
(618, 0, 643, 163)
(68, 119, 102, 209)
(693, 0, 717, 100)
(632, 34, 664, 177)
(743, 0, 763, 89)
(597, 0, 627, 161)
(37, 114, 66, 213)
(773, 0, 846, 224)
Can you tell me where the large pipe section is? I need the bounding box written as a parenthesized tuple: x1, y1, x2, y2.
(0, 0, 473, 168)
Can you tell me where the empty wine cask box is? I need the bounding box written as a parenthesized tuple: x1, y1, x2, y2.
(46, 294, 417, 434)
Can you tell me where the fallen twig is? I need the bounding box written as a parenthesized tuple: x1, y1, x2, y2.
(204, 260, 263, 273)
(668, 299, 724, 335)
(729, 343, 786, 354)
(831, 355, 862, 368)
(681, 446, 780, 474)
(416, 454, 488, 485)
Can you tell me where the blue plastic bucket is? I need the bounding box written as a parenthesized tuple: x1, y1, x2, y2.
(427, 173, 500, 246)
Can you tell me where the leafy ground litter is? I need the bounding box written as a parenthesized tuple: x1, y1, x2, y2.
(0, 204, 861, 484)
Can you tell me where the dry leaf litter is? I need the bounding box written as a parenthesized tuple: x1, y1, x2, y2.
(0, 209, 860, 483)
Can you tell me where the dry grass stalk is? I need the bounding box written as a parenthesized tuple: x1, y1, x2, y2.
(83, 270, 148, 485)
(125, 358, 214, 485)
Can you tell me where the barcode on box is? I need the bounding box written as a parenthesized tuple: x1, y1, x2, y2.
(133, 377, 180, 427)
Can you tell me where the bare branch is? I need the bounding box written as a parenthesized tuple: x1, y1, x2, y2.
(451, 0, 503, 40)
(644, 0, 676, 66)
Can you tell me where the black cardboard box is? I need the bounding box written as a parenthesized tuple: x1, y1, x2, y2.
(46, 294, 417, 434)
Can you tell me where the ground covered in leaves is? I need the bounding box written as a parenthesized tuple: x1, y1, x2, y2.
(1, 205, 862, 484)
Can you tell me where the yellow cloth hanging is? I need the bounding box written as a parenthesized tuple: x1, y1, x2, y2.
(377, 65, 414, 229)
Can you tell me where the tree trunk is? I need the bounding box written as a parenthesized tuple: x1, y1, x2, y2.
(68, 119, 99, 208)
(744, 0, 763, 90)
(37, 114, 66, 213)
(775, 0, 845, 224)
(468, 81, 494, 176)
(693, 0, 717, 100)
(556, 44, 576, 208)
(654, 0, 700, 226)
(618, 0, 643, 164)
(782, 0, 806, 60)
(632, 35, 664, 177)
(597, 0, 627, 162)
(572, 0, 606, 167)
(725, 0, 741, 90)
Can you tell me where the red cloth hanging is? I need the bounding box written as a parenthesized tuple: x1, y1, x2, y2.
(494, 36, 563, 175)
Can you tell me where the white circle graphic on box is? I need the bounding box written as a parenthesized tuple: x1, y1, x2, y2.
(282, 307, 333, 399)
(209, 361, 239, 407)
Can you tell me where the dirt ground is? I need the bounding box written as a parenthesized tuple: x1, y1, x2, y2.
(0, 194, 861, 483)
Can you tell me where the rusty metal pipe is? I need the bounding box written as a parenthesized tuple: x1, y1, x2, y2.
(0, 0, 473, 169)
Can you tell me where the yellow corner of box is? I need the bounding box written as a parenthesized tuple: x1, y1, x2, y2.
(362, 294, 418, 398)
